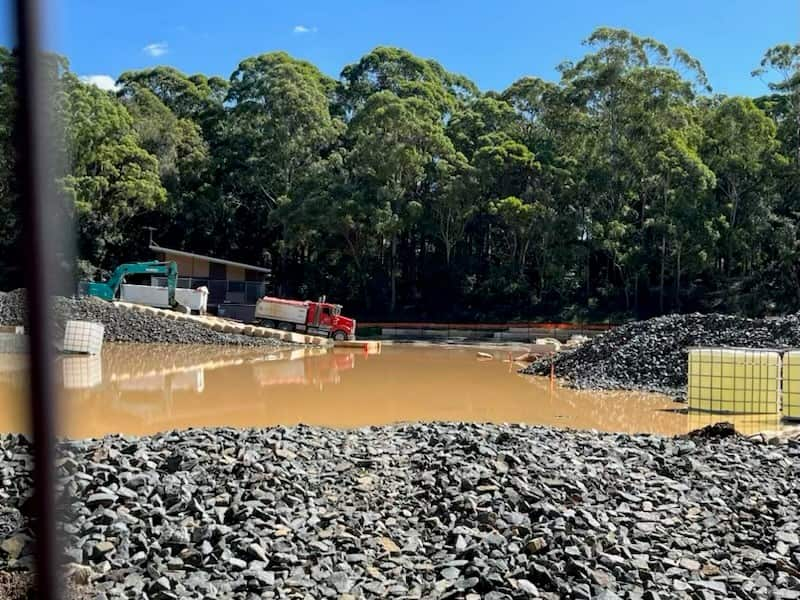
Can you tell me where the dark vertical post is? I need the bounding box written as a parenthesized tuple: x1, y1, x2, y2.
(13, 0, 61, 598)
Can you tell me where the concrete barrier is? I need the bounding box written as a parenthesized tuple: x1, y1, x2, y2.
(492, 332, 534, 342)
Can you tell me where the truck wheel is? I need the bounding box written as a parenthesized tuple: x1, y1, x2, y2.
(333, 330, 347, 341)
(261, 320, 276, 329)
(278, 322, 294, 332)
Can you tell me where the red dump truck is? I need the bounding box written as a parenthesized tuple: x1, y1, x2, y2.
(253, 296, 356, 340)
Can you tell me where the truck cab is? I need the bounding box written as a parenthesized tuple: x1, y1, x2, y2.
(307, 302, 356, 341)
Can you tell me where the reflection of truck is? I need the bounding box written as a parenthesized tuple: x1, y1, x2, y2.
(253, 351, 355, 387)
(254, 296, 356, 341)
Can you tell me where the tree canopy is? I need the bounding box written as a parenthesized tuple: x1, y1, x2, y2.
(0, 29, 798, 321)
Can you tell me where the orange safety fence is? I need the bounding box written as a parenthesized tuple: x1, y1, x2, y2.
(358, 322, 618, 331)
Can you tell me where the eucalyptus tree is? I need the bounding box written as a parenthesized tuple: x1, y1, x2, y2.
(59, 75, 165, 266)
(223, 52, 343, 277)
(558, 27, 711, 310)
(346, 90, 464, 311)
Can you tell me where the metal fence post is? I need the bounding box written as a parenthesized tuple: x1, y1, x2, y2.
(14, 0, 63, 596)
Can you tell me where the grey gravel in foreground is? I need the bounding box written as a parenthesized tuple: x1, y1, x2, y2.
(522, 313, 800, 397)
(1, 423, 799, 598)
(0, 289, 289, 347)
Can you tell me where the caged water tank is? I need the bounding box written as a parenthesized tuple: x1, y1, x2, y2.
(688, 347, 780, 414)
(781, 350, 800, 420)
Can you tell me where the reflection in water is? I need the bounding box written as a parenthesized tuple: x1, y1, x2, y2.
(252, 352, 355, 389)
(0, 343, 795, 438)
(62, 355, 103, 389)
(0, 350, 27, 432)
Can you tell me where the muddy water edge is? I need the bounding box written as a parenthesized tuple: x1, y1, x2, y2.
(0, 342, 783, 438)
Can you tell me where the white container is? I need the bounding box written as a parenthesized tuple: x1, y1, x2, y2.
(688, 347, 780, 414)
(62, 355, 102, 388)
(62, 320, 104, 355)
(120, 284, 209, 313)
(255, 298, 309, 325)
(782, 351, 800, 420)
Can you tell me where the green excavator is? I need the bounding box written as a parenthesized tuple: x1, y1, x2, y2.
(84, 261, 189, 312)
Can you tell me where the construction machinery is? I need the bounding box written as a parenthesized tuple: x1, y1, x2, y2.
(84, 261, 188, 312)
(254, 295, 356, 340)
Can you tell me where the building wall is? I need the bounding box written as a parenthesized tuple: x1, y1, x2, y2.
(192, 258, 210, 278)
(245, 268, 265, 282)
(227, 265, 246, 282)
(165, 253, 195, 278)
(156, 250, 267, 283)
(209, 262, 226, 280)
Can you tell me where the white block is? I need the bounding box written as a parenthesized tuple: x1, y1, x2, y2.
(62, 320, 104, 355)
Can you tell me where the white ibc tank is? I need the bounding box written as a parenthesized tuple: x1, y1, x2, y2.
(62, 320, 104, 355)
(782, 351, 800, 420)
(688, 347, 780, 414)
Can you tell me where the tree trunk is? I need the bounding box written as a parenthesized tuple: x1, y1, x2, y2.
(585, 246, 591, 303)
(390, 233, 397, 314)
(659, 232, 667, 314)
(617, 264, 630, 310)
(659, 179, 670, 314)
(674, 242, 682, 310)
(727, 181, 740, 276)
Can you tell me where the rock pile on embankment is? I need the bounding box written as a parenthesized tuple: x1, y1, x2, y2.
(2, 424, 800, 599)
(0, 290, 26, 327)
(0, 290, 287, 347)
(522, 312, 800, 397)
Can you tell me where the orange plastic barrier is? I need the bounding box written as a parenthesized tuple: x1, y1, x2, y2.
(358, 322, 617, 331)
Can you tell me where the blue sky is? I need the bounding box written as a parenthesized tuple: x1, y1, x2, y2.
(9, 0, 800, 95)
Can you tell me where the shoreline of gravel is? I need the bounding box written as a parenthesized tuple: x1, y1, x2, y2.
(0, 423, 799, 598)
(0, 289, 293, 348)
(522, 312, 800, 399)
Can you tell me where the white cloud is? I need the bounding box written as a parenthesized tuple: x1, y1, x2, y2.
(293, 25, 317, 34)
(143, 42, 168, 57)
(79, 75, 119, 92)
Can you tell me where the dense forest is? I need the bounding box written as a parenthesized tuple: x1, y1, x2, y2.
(0, 28, 798, 321)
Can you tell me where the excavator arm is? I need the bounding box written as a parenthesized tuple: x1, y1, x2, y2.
(86, 261, 181, 308)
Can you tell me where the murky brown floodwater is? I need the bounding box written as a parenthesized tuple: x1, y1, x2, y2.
(0, 343, 789, 438)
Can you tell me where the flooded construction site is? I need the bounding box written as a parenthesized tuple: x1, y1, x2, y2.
(0, 343, 787, 438)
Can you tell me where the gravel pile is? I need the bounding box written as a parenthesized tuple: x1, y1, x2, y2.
(522, 313, 800, 397)
(2, 424, 800, 599)
(0, 290, 26, 327)
(0, 290, 288, 347)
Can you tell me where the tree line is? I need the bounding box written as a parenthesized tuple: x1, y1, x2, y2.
(0, 28, 798, 321)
